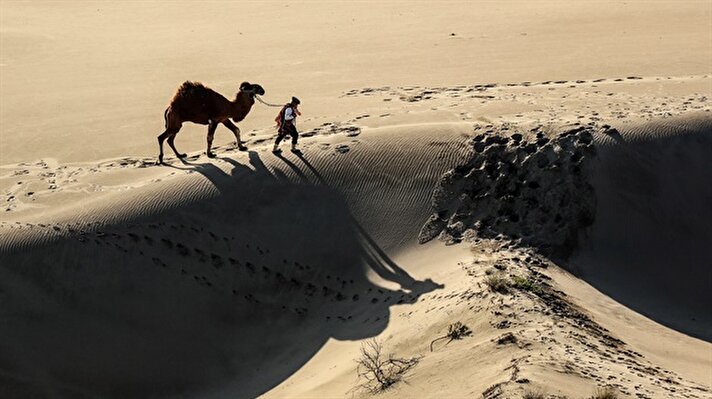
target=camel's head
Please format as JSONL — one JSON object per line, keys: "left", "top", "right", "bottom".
{"left": 239, "top": 82, "right": 265, "bottom": 98}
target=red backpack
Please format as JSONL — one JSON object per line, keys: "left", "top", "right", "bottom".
{"left": 275, "top": 104, "right": 291, "bottom": 130}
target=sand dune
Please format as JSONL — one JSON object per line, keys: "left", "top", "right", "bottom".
{"left": 2, "top": 1, "right": 711, "bottom": 398}
{"left": 2, "top": 115, "right": 711, "bottom": 398}
{"left": 418, "top": 113, "right": 712, "bottom": 340}
{"left": 0, "top": 125, "right": 470, "bottom": 398}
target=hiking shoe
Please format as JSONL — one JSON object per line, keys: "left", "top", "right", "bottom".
{"left": 272, "top": 148, "right": 282, "bottom": 154}
{"left": 291, "top": 148, "right": 302, "bottom": 154}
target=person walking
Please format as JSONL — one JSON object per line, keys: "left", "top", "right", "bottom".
{"left": 273, "top": 96, "right": 301, "bottom": 154}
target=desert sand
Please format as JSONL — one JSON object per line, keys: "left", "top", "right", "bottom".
{"left": 1, "top": 1, "right": 711, "bottom": 398}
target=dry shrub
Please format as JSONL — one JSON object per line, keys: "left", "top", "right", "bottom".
{"left": 495, "top": 332, "right": 518, "bottom": 345}
{"left": 355, "top": 339, "right": 420, "bottom": 393}
{"left": 430, "top": 321, "right": 472, "bottom": 351}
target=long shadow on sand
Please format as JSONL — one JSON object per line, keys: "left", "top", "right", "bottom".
{"left": 0, "top": 150, "right": 442, "bottom": 398}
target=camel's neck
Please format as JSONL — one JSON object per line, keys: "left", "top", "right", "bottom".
{"left": 230, "top": 93, "right": 255, "bottom": 122}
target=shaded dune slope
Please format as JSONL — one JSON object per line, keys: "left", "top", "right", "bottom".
{"left": 0, "top": 125, "right": 470, "bottom": 398}
{"left": 572, "top": 113, "right": 712, "bottom": 340}
{"left": 420, "top": 113, "right": 711, "bottom": 341}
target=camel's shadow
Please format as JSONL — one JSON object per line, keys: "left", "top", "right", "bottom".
{"left": 0, "top": 150, "right": 443, "bottom": 398}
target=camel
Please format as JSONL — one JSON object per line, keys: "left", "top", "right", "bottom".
{"left": 157, "top": 81, "right": 265, "bottom": 164}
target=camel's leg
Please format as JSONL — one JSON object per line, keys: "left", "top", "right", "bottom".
{"left": 157, "top": 127, "right": 179, "bottom": 164}
{"left": 167, "top": 130, "right": 186, "bottom": 160}
{"left": 222, "top": 120, "right": 247, "bottom": 151}
{"left": 206, "top": 121, "right": 218, "bottom": 158}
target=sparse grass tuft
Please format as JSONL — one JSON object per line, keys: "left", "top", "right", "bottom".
{"left": 485, "top": 273, "right": 510, "bottom": 294}
{"left": 523, "top": 389, "right": 546, "bottom": 399}
{"left": 590, "top": 387, "right": 619, "bottom": 399}
{"left": 355, "top": 339, "right": 420, "bottom": 393}
{"left": 510, "top": 275, "right": 543, "bottom": 295}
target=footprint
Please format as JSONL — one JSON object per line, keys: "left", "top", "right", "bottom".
{"left": 176, "top": 243, "right": 190, "bottom": 256}
{"left": 211, "top": 254, "right": 223, "bottom": 269}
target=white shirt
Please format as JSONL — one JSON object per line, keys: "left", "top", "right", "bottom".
{"left": 284, "top": 107, "right": 296, "bottom": 121}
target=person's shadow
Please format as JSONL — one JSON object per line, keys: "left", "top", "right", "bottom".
{"left": 0, "top": 149, "right": 444, "bottom": 399}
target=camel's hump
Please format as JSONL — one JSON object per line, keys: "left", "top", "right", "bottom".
{"left": 171, "top": 81, "right": 221, "bottom": 105}
{"left": 176, "top": 81, "right": 209, "bottom": 95}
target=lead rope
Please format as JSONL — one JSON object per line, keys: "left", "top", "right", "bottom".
{"left": 254, "top": 95, "right": 283, "bottom": 107}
